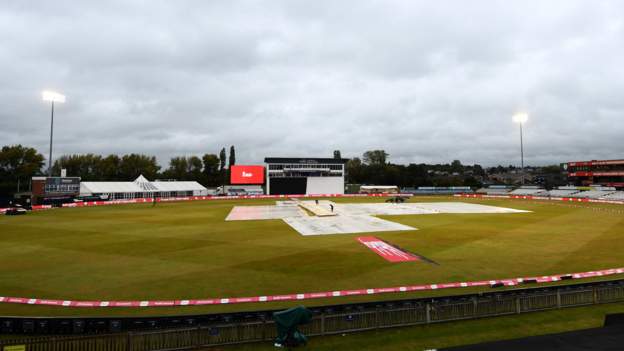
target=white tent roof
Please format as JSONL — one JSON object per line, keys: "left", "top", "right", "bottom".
{"left": 133, "top": 174, "right": 158, "bottom": 191}
{"left": 134, "top": 174, "right": 151, "bottom": 183}
{"left": 152, "top": 181, "right": 207, "bottom": 192}
{"left": 80, "top": 179, "right": 207, "bottom": 195}
{"left": 81, "top": 182, "right": 144, "bottom": 194}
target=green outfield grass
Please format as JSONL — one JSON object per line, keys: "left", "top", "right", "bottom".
{"left": 0, "top": 196, "right": 623, "bottom": 317}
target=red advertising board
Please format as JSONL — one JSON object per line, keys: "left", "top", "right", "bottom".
{"left": 569, "top": 171, "right": 624, "bottom": 177}
{"left": 357, "top": 236, "right": 419, "bottom": 262}
{"left": 568, "top": 159, "right": 624, "bottom": 167}
{"left": 230, "top": 165, "right": 265, "bottom": 184}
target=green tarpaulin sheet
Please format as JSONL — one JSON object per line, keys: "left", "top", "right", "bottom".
{"left": 273, "top": 306, "right": 313, "bottom": 347}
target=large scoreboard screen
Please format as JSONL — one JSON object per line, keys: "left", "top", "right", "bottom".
{"left": 230, "top": 165, "right": 265, "bottom": 184}
{"left": 44, "top": 177, "right": 81, "bottom": 195}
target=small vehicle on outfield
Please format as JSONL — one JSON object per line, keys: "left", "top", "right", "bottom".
{"left": 5, "top": 204, "right": 28, "bottom": 216}
{"left": 385, "top": 196, "right": 407, "bottom": 203}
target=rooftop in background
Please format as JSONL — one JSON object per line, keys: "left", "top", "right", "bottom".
{"left": 567, "top": 159, "right": 624, "bottom": 166}
{"left": 566, "top": 158, "right": 624, "bottom": 188}
{"left": 264, "top": 157, "right": 349, "bottom": 164}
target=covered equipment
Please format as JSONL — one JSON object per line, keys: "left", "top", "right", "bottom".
{"left": 273, "top": 306, "right": 313, "bottom": 348}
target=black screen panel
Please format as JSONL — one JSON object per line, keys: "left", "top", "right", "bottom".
{"left": 269, "top": 177, "right": 307, "bottom": 195}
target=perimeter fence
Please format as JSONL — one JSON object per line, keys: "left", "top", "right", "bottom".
{"left": 2, "top": 280, "right": 624, "bottom": 351}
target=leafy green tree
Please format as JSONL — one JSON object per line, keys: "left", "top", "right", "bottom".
{"left": 188, "top": 156, "right": 203, "bottom": 180}
{"left": 202, "top": 154, "right": 219, "bottom": 175}
{"left": 0, "top": 145, "right": 45, "bottom": 195}
{"left": 100, "top": 155, "right": 121, "bottom": 180}
{"left": 219, "top": 148, "right": 226, "bottom": 171}
{"left": 51, "top": 154, "right": 103, "bottom": 180}
{"left": 333, "top": 150, "right": 342, "bottom": 159}
{"left": 161, "top": 155, "right": 207, "bottom": 182}
{"left": 472, "top": 164, "right": 486, "bottom": 177}
{"left": 450, "top": 160, "right": 463, "bottom": 174}
{"left": 201, "top": 153, "right": 220, "bottom": 186}
{"left": 463, "top": 175, "right": 483, "bottom": 188}
{"left": 164, "top": 156, "right": 189, "bottom": 180}
{"left": 405, "top": 163, "right": 430, "bottom": 187}
{"left": 119, "top": 154, "right": 160, "bottom": 180}
{"left": 228, "top": 146, "right": 236, "bottom": 168}
{"left": 346, "top": 157, "right": 362, "bottom": 183}
{"left": 362, "top": 150, "right": 388, "bottom": 166}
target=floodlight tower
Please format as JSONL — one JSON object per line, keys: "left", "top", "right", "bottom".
{"left": 42, "top": 91, "right": 66, "bottom": 176}
{"left": 512, "top": 112, "right": 528, "bottom": 185}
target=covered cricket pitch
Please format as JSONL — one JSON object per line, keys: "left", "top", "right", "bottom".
{"left": 226, "top": 200, "right": 529, "bottom": 235}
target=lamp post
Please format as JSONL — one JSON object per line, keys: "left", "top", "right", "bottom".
{"left": 42, "top": 91, "right": 66, "bottom": 176}
{"left": 512, "top": 112, "right": 528, "bottom": 185}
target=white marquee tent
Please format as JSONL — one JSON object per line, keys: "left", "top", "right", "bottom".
{"left": 80, "top": 175, "right": 208, "bottom": 200}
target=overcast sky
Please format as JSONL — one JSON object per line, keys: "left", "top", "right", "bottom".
{"left": 1, "top": 1, "right": 623, "bottom": 167}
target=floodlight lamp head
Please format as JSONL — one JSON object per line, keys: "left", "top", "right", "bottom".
{"left": 42, "top": 91, "right": 66, "bottom": 103}
{"left": 512, "top": 112, "right": 528, "bottom": 124}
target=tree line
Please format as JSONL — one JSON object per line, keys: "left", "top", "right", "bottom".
{"left": 0, "top": 145, "right": 237, "bottom": 196}
{"left": 343, "top": 150, "right": 487, "bottom": 188}
{"left": 0, "top": 145, "right": 45, "bottom": 196}
{"left": 0, "top": 144, "right": 563, "bottom": 197}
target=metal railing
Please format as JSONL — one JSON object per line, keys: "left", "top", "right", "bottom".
{"left": 2, "top": 281, "right": 624, "bottom": 351}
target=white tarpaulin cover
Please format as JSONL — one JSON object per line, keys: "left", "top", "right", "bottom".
{"left": 226, "top": 201, "right": 529, "bottom": 236}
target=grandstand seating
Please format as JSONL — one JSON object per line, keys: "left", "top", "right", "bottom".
{"left": 509, "top": 188, "right": 548, "bottom": 196}
{"left": 402, "top": 187, "right": 473, "bottom": 195}
{"left": 600, "top": 191, "right": 624, "bottom": 200}
{"left": 548, "top": 189, "right": 580, "bottom": 197}
{"left": 476, "top": 187, "right": 511, "bottom": 195}
{"left": 402, "top": 184, "right": 623, "bottom": 200}
{"left": 569, "top": 190, "right": 616, "bottom": 199}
